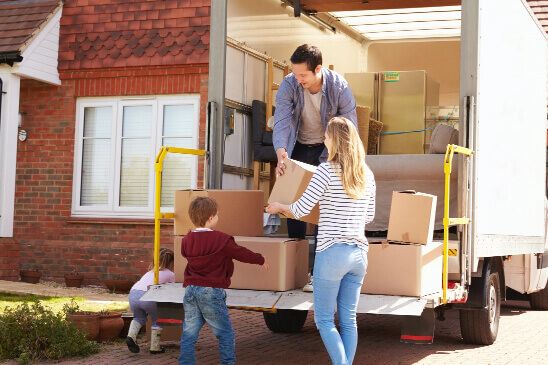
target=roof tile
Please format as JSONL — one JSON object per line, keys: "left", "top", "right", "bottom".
{"left": 528, "top": 0, "right": 548, "bottom": 32}
{"left": 0, "top": 0, "right": 60, "bottom": 54}
{"left": 60, "top": 1, "right": 210, "bottom": 69}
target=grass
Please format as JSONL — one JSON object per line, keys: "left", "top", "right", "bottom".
{"left": 0, "top": 292, "right": 129, "bottom": 314}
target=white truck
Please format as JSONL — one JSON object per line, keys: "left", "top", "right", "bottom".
{"left": 143, "top": 0, "right": 548, "bottom": 345}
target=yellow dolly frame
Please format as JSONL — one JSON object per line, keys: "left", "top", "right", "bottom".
{"left": 153, "top": 146, "right": 206, "bottom": 285}
{"left": 443, "top": 144, "right": 473, "bottom": 304}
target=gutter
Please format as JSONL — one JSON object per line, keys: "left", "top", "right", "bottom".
{"left": 0, "top": 53, "right": 24, "bottom": 66}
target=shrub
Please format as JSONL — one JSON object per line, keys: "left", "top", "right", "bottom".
{"left": 0, "top": 301, "right": 100, "bottom": 364}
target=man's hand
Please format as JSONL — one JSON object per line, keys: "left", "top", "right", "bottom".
{"left": 276, "top": 148, "right": 288, "bottom": 177}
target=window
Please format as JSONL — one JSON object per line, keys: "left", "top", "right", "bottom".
{"left": 72, "top": 96, "right": 200, "bottom": 218}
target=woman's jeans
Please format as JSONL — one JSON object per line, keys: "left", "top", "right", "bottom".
{"left": 313, "top": 243, "right": 367, "bottom": 365}
{"left": 128, "top": 289, "right": 158, "bottom": 328}
{"left": 179, "top": 286, "right": 235, "bottom": 365}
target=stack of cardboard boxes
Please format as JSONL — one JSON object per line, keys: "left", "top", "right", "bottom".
{"left": 173, "top": 190, "right": 309, "bottom": 292}
{"left": 362, "top": 191, "right": 443, "bottom": 297}
{"left": 172, "top": 161, "right": 443, "bottom": 298}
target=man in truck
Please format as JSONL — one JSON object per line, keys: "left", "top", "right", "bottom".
{"left": 273, "top": 44, "right": 358, "bottom": 291}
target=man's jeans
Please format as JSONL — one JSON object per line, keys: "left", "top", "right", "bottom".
{"left": 179, "top": 286, "right": 235, "bottom": 365}
{"left": 313, "top": 243, "right": 367, "bottom": 365}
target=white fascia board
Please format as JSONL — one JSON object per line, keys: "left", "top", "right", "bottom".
{"left": 12, "top": 6, "right": 62, "bottom": 86}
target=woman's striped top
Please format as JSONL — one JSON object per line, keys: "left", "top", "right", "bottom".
{"left": 289, "top": 161, "right": 376, "bottom": 252}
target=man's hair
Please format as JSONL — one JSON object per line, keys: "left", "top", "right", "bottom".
{"left": 188, "top": 196, "right": 218, "bottom": 227}
{"left": 290, "top": 44, "right": 322, "bottom": 72}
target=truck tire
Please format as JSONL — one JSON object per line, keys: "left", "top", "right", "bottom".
{"left": 530, "top": 287, "right": 548, "bottom": 310}
{"left": 263, "top": 309, "right": 308, "bottom": 333}
{"left": 459, "top": 271, "right": 501, "bottom": 345}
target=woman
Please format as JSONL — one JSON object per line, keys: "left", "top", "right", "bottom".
{"left": 267, "top": 117, "right": 376, "bottom": 365}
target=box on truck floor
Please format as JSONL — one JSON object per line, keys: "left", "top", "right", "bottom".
{"left": 362, "top": 241, "right": 442, "bottom": 297}
{"left": 174, "top": 236, "right": 309, "bottom": 292}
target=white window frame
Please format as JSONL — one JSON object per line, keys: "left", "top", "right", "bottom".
{"left": 72, "top": 95, "right": 200, "bottom": 218}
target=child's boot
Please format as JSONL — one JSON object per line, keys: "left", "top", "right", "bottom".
{"left": 149, "top": 326, "right": 165, "bottom": 354}
{"left": 125, "top": 320, "right": 142, "bottom": 353}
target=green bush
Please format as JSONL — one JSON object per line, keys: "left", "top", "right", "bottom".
{"left": 0, "top": 301, "right": 100, "bottom": 364}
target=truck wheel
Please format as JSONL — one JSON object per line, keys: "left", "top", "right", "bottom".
{"left": 530, "top": 287, "right": 548, "bottom": 310}
{"left": 263, "top": 309, "right": 308, "bottom": 333}
{"left": 459, "top": 272, "right": 501, "bottom": 345}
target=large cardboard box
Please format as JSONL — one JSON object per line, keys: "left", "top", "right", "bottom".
{"left": 174, "top": 190, "right": 264, "bottom": 236}
{"left": 387, "top": 191, "right": 437, "bottom": 245}
{"left": 174, "top": 236, "right": 309, "bottom": 291}
{"left": 361, "top": 241, "right": 442, "bottom": 297}
{"left": 268, "top": 159, "right": 319, "bottom": 224}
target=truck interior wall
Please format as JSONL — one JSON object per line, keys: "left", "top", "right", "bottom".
{"left": 366, "top": 40, "right": 460, "bottom": 105}
{"left": 227, "top": 0, "right": 366, "bottom": 76}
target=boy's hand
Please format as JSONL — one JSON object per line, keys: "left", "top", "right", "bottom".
{"left": 259, "top": 259, "right": 270, "bottom": 271}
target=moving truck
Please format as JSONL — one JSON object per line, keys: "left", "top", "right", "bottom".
{"left": 143, "top": 0, "right": 548, "bottom": 345}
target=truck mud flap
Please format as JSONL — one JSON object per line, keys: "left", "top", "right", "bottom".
{"left": 400, "top": 308, "right": 435, "bottom": 344}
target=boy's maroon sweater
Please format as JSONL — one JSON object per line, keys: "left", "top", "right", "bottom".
{"left": 181, "top": 230, "right": 265, "bottom": 288}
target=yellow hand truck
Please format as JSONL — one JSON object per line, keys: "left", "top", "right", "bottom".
{"left": 152, "top": 146, "right": 206, "bottom": 285}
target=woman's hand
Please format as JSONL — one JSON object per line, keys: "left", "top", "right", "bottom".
{"left": 265, "top": 202, "right": 283, "bottom": 214}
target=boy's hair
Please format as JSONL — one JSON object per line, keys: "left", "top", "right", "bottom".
{"left": 290, "top": 44, "right": 322, "bottom": 72}
{"left": 188, "top": 196, "right": 218, "bottom": 227}
{"left": 149, "top": 248, "right": 174, "bottom": 271}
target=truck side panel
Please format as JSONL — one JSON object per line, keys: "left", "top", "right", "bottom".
{"left": 461, "top": 0, "right": 547, "bottom": 256}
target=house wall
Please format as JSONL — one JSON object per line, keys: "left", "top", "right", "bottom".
{"left": 0, "top": 0, "right": 211, "bottom": 284}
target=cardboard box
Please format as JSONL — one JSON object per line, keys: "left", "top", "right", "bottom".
{"left": 387, "top": 191, "right": 437, "bottom": 245}
{"left": 174, "top": 190, "right": 264, "bottom": 236}
{"left": 174, "top": 236, "right": 309, "bottom": 291}
{"left": 357, "top": 105, "right": 370, "bottom": 154}
{"left": 268, "top": 159, "right": 319, "bottom": 224}
{"left": 361, "top": 241, "right": 442, "bottom": 297}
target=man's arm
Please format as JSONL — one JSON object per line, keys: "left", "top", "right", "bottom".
{"left": 273, "top": 78, "right": 295, "bottom": 175}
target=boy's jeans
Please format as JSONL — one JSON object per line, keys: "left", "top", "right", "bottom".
{"left": 313, "top": 243, "right": 367, "bottom": 365}
{"left": 179, "top": 285, "right": 235, "bottom": 365}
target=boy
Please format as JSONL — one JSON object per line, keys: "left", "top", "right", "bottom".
{"left": 178, "top": 196, "right": 268, "bottom": 365}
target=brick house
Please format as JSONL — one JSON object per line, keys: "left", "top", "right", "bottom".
{"left": 0, "top": 0, "right": 210, "bottom": 284}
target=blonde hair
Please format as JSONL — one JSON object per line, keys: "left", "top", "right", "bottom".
{"left": 149, "top": 248, "right": 174, "bottom": 271}
{"left": 325, "top": 117, "right": 367, "bottom": 199}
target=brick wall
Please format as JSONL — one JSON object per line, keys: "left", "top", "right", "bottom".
{"left": 0, "top": 0, "right": 211, "bottom": 283}
{"left": 12, "top": 65, "right": 208, "bottom": 284}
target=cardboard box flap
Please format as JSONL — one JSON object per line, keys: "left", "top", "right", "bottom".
{"left": 268, "top": 159, "right": 319, "bottom": 224}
